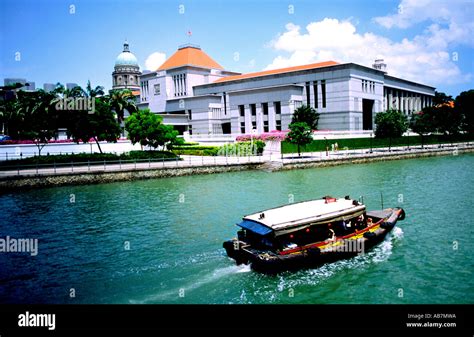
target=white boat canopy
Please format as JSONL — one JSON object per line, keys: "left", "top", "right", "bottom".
{"left": 241, "top": 197, "right": 366, "bottom": 236}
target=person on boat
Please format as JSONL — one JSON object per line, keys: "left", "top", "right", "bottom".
{"left": 327, "top": 223, "right": 336, "bottom": 242}
{"left": 356, "top": 214, "right": 367, "bottom": 229}
{"left": 367, "top": 217, "right": 373, "bottom": 226}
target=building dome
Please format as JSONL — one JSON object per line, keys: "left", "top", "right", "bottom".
{"left": 115, "top": 41, "right": 139, "bottom": 67}
{"left": 112, "top": 41, "right": 141, "bottom": 91}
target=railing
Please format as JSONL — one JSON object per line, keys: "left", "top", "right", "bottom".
{"left": 1, "top": 141, "right": 472, "bottom": 178}
{"left": 1, "top": 150, "right": 132, "bottom": 161}
{"left": 0, "top": 154, "right": 269, "bottom": 177}
{"left": 280, "top": 142, "right": 473, "bottom": 164}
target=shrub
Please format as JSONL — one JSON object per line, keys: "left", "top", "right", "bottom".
{"left": 0, "top": 151, "right": 179, "bottom": 168}
{"left": 217, "top": 141, "right": 265, "bottom": 156}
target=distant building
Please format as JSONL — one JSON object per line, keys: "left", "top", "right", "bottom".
{"left": 4, "top": 78, "right": 36, "bottom": 91}
{"left": 139, "top": 44, "right": 436, "bottom": 135}
{"left": 4, "top": 78, "right": 26, "bottom": 86}
{"left": 26, "top": 81, "right": 35, "bottom": 91}
{"left": 66, "top": 83, "right": 79, "bottom": 90}
{"left": 43, "top": 83, "right": 56, "bottom": 92}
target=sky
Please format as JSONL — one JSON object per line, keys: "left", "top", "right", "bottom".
{"left": 0, "top": 0, "right": 473, "bottom": 97}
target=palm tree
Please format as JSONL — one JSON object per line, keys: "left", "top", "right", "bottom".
{"left": 85, "top": 80, "right": 104, "bottom": 97}
{"left": 108, "top": 89, "right": 137, "bottom": 124}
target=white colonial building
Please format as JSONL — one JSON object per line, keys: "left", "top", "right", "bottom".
{"left": 138, "top": 44, "right": 435, "bottom": 135}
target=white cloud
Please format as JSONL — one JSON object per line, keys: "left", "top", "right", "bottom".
{"left": 265, "top": 14, "right": 472, "bottom": 85}
{"left": 145, "top": 52, "right": 166, "bottom": 71}
{"left": 374, "top": 0, "right": 474, "bottom": 46}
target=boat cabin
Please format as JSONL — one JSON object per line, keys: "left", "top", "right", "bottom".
{"left": 236, "top": 196, "right": 367, "bottom": 251}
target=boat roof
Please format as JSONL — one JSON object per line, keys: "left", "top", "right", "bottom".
{"left": 241, "top": 197, "right": 365, "bottom": 235}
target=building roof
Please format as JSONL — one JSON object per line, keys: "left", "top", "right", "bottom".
{"left": 242, "top": 197, "right": 365, "bottom": 234}
{"left": 214, "top": 60, "right": 339, "bottom": 83}
{"left": 158, "top": 45, "right": 223, "bottom": 71}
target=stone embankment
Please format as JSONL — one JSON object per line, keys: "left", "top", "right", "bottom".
{"left": 1, "top": 146, "right": 472, "bottom": 192}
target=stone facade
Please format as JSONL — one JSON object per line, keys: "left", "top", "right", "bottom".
{"left": 138, "top": 45, "right": 435, "bottom": 135}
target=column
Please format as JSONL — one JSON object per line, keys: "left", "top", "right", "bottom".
{"left": 398, "top": 90, "right": 402, "bottom": 111}
{"left": 389, "top": 89, "right": 393, "bottom": 109}
{"left": 256, "top": 104, "right": 263, "bottom": 134}
{"left": 268, "top": 102, "right": 276, "bottom": 131}
{"left": 245, "top": 105, "right": 251, "bottom": 134}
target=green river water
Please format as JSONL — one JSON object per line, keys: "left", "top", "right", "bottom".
{"left": 0, "top": 154, "right": 473, "bottom": 304}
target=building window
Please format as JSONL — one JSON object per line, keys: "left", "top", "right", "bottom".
{"left": 313, "top": 81, "right": 318, "bottom": 109}
{"left": 274, "top": 101, "right": 281, "bottom": 116}
{"left": 305, "top": 82, "right": 311, "bottom": 106}
{"left": 275, "top": 101, "right": 282, "bottom": 131}
{"left": 239, "top": 105, "right": 245, "bottom": 117}
{"left": 154, "top": 84, "right": 160, "bottom": 95}
{"left": 252, "top": 121, "right": 256, "bottom": 130}
{"left": 262, "top": 102, "right": 268, "bottom": 115}
{"left": 250, "top": 104, "right": 256, "bottom": 116}
{"left": 276, "top": 120, "right": 281, "bottom": 131}
{"left": 240, "top": 122, "right": 245, "bottom": 134}
{"left": 263, "top": 121, "right": 269, "bottom": 132}
{"left": 188, "top": 109, "right": 192, "bottom": 120}
{"left": 321, "top": 80, "right": 326, "bottom": 108}
{"left": 173, "top": 74, "right": 187, "bottom": 97}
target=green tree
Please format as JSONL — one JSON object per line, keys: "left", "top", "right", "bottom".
{"left": 66, "top": 97, "right": 121, "bottom": 153}
{"left": 125, "top": 109, "right": 182, "bottom": 150}
{"left": 410, "top": 109, "right": 434, "bottom": 149}
{"left": 374, "top": 109, "right": 408, "bottom": 151}
{"left": 291, "top": 105, "right": 320, "bottom": 130}
{"left": 0, "top": 83, "right": 31, "bottom": 138}
{"left": 19, "top": 90, "right": 59, "bottom": 156}
{"left": 433, "top": 91, "right": 453, "bottom": 105}
{"left": 108, "top": 89, "right": 137, "bottom": 124}
{"left": 432, "top": 103, "right": 462, "bottom": 143}
{"left": 286, "top": 122, "right": 313, "bottom": 157}
{"left": 455, "top": 89, "right": 474, "bottom": 135}
{"left": 85, "top": 80, "right": 105, "bottom": 97}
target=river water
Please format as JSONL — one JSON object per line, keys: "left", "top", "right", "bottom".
{"left": 1, "top": 154, "right": 473, "bottom": 304}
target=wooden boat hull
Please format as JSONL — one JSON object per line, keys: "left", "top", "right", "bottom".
{"left": 224, "top": 207, "right": 405, "bottom": 274}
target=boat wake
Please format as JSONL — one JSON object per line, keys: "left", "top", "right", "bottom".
{"left": 129, "top": 262, "right": 250, "bottom": 304}
{"left": 270, "top": 226, "right": 405, "bottom": 299}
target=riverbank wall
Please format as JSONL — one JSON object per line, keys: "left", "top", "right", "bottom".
{"left": 1, "top": 146, "right": 473, "bottom": 192}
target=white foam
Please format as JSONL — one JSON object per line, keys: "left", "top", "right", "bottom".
{"left": 392, "top": 226, "right": 404, "bottom": 239}
{"left": 273, "top": 227, "right": 405, "bottom": 292}
{"left": 130, "top": 262, "right": 250, "bottom": 304}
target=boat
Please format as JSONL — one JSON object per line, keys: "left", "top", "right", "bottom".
{"left": 223, "top": 196, "right": 405, "bottom": 274}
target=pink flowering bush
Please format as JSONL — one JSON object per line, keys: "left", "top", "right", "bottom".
{"left": 236, "top": 130, "right": 287, "bottom": 142}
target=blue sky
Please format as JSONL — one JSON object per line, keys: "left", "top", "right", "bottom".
{"left": 1, "top": 0, "right": 473, "bottom": 96}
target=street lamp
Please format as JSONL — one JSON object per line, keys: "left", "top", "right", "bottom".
{"left": 324, "top": 137, "right": 328, "bottom": 156}
{"left": 407, "top": 130, "right": 410, "bottom": 151}
{"left": 370, "top": 133, "right": 373, "bottom": 153}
